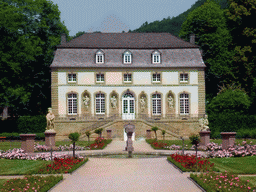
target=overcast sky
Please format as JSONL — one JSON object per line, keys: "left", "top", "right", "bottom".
{"left": 50, "top": 0, "right": 198, "bottom": 36}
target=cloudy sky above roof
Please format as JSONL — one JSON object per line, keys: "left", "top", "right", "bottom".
{"left": 50, "top": 0, "right": 198, "bottom": 36}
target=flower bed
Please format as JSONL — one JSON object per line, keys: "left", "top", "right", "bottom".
{"left": 206, "top": 141, "right": 256, "bottom": 158}
{"left": 190, "top": 171, "right": 256, "bottom": 191}
{"left": 168, "top": 153, "right": 214, "bottom": 172}
{"left": 89, "top": 137, "right": 111, "bottom": 150}
{"left": 1, "top": 175, "right": 63, "bottom": 192}
{"left": 37, "top": 157, "right": 88, "bottom": 174}
{"left": 0, "top": 148, "right": 84, "bottom": 160}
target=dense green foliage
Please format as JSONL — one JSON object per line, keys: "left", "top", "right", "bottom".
{"left": 68, "top": 132, "right": 80, "bottom": 142}
{"left": 0, "top": 0, "right": 70, "bottom": 116}
{"left": 129, "top": 0, "right": 228, "bottom": 36}
{"left": 16, "top": 115, "right": 46, "bottom": 133}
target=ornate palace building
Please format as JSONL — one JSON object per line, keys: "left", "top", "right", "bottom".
{"left": 50, "top": 32, "right": 206, "bottom": 141}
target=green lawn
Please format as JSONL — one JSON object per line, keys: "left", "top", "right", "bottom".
{"left": 209, "top": 156, "right": 256, "bottom": 174}
{"left": 0, "top": 159, "right": 49, "bottom": 175}
{"left": 0, "top": 140, "right": 96, "bottom": 151}
{"left": 0, "top": 179, "right": 8, "bottom": 186}
{"left": 240, "top": 176, "right": 256, "bottom": 187}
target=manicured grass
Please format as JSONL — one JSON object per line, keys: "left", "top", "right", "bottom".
{"left": 0, "top": 141, "right": 22, "bottom": 151}
{"left": 0, "top": 159, "right": 49, "bottom": 175}
{"left": 240, "top": 176, "right": 256, "bottom": 187}
{"left": 1, "top": 175, "right": 63, "bottom": 192}
{"left": 0, "top": 179, "right": 8, "bottom": 187}
{"left": 209, "top": 156, "right": 256, "bottom": 174}
{"left": 157, "top": 139, "right": 193, "bottom": 149}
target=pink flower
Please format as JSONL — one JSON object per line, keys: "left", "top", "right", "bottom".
{"left": 248, "top": 187, "right": 251, "bottom": 190}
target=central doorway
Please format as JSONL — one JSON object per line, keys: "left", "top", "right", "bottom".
{"left": 122, "top": 92, "right": 135, "bottom": 120}
{"left": 122, "top": 92, "right": 135, "bottom": 141}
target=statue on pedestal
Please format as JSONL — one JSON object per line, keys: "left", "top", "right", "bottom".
{"left": 140, "top": 97, "right": 146, "bottom": 111}
{"left": 46, "top": 108, "right": 55, "bottom": 131}
{"left": 83, "top": 95, "right": 90, "bottom": 109}
{"left": 199, "top": 114, "right": 210, "bottom": 131}
{"left": 168, "top": 96, "right": 174, "bottom": 109}
{"left": 110, "top": 96, "right": 117, "bottom": 108}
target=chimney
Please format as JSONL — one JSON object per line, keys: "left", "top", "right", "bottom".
{"left": 61, "top": 33, "right": 66, "bottom": 44}
{"left": 190, "top": 34, "right": 195, "bottom": 44}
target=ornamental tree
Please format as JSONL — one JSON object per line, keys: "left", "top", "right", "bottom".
{"left": 151, "top": 126, "right": 159, "bottom": 140}
{"left": 68, "top": 132, "right": 80, "bottom": 157}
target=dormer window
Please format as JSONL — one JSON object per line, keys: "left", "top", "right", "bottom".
{"left": 180, "top": 73, "right": 188, "bottom": 82}
{"left": 123, "top": 51, "right": 132, "bottom": 64}
{"left": 152, "top": 50, "right": 161, "bottom": 64}
{"left": 96, "top": 50, "right": 104, "bottom": 64}
{"left": 68, "top": 73, "right": 76, "bottom": 82}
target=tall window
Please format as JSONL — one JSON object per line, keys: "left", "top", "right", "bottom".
{"left": 96, "top": 73, "right": 104, "bottom": 82}
{"left": 68, "top": 74, "right": 76, "bottom": 82}
{"left": 180, "top": 93, "right": 189, "bottom": 114}
{"left": 152, "top": 51, "right": 160, "bottom": 63}
{"left": 96, "top": 93, "right": 105, "bottom": 114}
{"left": 123, "top": 51, "right": 131, "bottom": 64}
{"left": 180, "top": 73, "right": 188, "bottom": 82}
{"left": 96, "top": 50, "right": 104, "bottom": 63}
{"left": 124, "top": 73, "right": 132, "bottom": 82}
{"left": 152, "top": 94, "right": 161, "bottom": 115}
{"left": 152, "top": 73, "right": 161, "bottom": 82}
{"left": 68, "top": 93, "right": 77, "bottom": 115}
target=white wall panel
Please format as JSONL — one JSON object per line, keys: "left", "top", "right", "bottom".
{"left": 133, "top": 72, "right": 151, "bottom": 85}
{"left": 162, "top": 72, "right": 178, "bottom": 84}
{"left": 78, "top": 72, "right": 94, "bottom": 85}
{"left": 106, "top": 72, "right": 122, "bottom": 84}
{"left": 190, "top": 72, "right": 198, "bottom": 84}
{"left": 58, "top": 72, "right": 66, "bottom": 85}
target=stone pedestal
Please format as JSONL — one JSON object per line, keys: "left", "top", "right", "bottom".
{"left": 20, "top": 134, "right": 36, "bottom": 153}
{"left": 199, "top": 131, "right": 211, "bottom": 146}
{"left": 221, "top": 132, "right": 236, "bottom": 150}
{"left": 45, "top": 130, "right": 56, "bottom": 148}
{"left": 146, "top": 130, "right": 151, "bottom": 139}
{"left": 107, "top": 130, "right": 112, "bottom": 139}
{"left": 124, "top": 124, "right": 135, "bottom": 155}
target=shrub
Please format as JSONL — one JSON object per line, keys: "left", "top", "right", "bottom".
{"left": 68, "top": 132, "right": 80, "bottom": 157}
{"left": 17, "top": 115, "right": 46, "bottom": 133}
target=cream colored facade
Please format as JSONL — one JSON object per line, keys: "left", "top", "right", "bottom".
{"left": 54, "top": 68, "right": 202, "bottom": 118}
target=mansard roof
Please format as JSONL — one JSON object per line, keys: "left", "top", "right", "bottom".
{"left": 51, "top": 48, "right": 206, "bottom": 68}
{"left": 57, "top": 32, "right": 199, "bottom": 49}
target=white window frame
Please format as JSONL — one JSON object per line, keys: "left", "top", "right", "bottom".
{"left": 124, "top": 73, "right": 132, "bottom": 82}
{"left": 96, "top": 51, "right": 104, "bottom": 64}
{"left": 152, "top": 73, "right": 161, "bottom": 82}
{"left": 180, "top": 73, "right": 188, "bottom": 82}
{"left": 95, "top": 93, "right": 105, "bottom": 114}
{"left": 152, "top": 51, "right": 160, "bottom": 64}
{"left": 180, "top": 93, "right": 189, "bottom": 115}
{"left": 68, "top": 74, "right": 76, "bottom": 82}
{"left": 152, "top": 94, "right": 161, "bottom": 115}
{"left": 68, "top": 93, "right": 77, "bottom": 115}
{"left": 96, "top": 73, "right": 104, "bottom": 82}
{"left": 123, "top": 51, "right": 132, "bottom": 64}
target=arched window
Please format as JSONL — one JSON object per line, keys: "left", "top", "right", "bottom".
{"left": 152, "top": 94, "right": 161, "bottom": 115}
{"left": 152, "top": 50, "right": 161, "bottom": 64}
{"left": 96, "top": 50, "right": 104, "bottom": 63}
{"left": 123, "top": 51, "right": 132, "bottom": 64}
{"left": 180, "top": 93, "right": 189, "bottom": 114}
{"left": 68, "top": 93, "right": 77, "bottom": 115}
{"left": 96, "top": 93, "right": 105, "bottom": 114}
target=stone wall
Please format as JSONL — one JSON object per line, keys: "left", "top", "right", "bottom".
{"left": 54, "top": 119, "right": 200, "bottom": 141}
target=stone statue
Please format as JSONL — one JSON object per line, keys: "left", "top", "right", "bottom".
{"left": 168, "top": 96, "right": 174, "bottom": 109}
{"left": 199, "top": 114, "right": 210, "bottom": 131}
{"left": 111, "top": 96, "right": 117, "bottom": 108}
{"left": 83, "top": 95, "right": 90, "bottom": 109}
{"left": 140, "top": 97, "right": 146, "bottom": 111}
{"left": 46, "top": 108, "right": 55, "bottom": 130}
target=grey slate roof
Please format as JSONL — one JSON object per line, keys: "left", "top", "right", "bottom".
{"left": 57, "top": 32, "right": 199, "bottom": 49}
{"left": 51, "top": 48, "right": 206, "bottom": 68}
{"left": 51, "top": 33, "right": 205, "bottom": 68}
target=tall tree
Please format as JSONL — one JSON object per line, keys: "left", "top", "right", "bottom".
{"left": 0, "top": 0, "right": 70, "bottom": 116}
{"left": 225, "top": 0, "right": 256, "bottom": 99}
{"left": 179, "top": 0, "right": 235, "bottom": 102}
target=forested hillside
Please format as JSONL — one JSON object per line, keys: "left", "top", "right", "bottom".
{"left": 129, "top": 0, "right": 228, "bottom": 36}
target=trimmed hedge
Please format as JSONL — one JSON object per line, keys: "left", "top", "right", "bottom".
{"left": 209, "top": 113, "right": 256, "bottom": 138}
{"left": 17, "top": 115, "right": 46, "bottom": 133}
{"left": 0, "top": 132, "right": 45, "bottom": 140}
